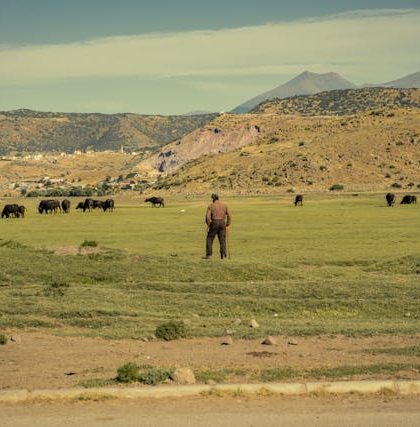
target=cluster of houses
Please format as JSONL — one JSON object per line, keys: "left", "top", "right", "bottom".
{"left": 0, "top": 148, "right": 153, "bottom": 197}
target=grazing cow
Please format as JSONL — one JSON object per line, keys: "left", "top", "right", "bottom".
{"left": 145, "top": 197, "right": 165, "bottom": 208}
{"left": 38, "top": 199, "right": 61, "bottom": 214}
{"left": 76, "top": 202, "right": 84, "bottom": 210}
{"left": 400, "top": 195, "right": 417, "bottom": 205}
{"left": 102, "top": 199, "right": 114, "bottom": 212}
{"left": 82, "top": 198, "right": 94, "bottom": 212}
{"left": 17, "top": 205, "right": 26, "bottom": 218}
{"left": 92, "top": 200, "right": 104, "bottom": 209}
{"left": 385, "top": 192, "right": 395, "bottom": 207}
{"left": 1, "top": 204, "right": 20, "bottom": 218}
{"left": 294, "top": 195, "right": 303, "bottom": 206}
{"left": 61, "top": 199, "right": 71, "bottom": 213}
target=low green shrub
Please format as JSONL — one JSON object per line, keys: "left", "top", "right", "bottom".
{"left": 0, "top": 334, "right": 7, "bottom": 345}
{"left": 116, "top": 363, "right": 173, "bottom": 385}
{"left": 116, "top": 362, "right": 139, "bottom": 383}
{"left": 138, "top": 366, "right": 173, "bottom": 385}
{"left": 155, "top": 321, "right": 187, "bottom": 341}
{"left": 329, "top": 183, "right": 344, "bottom": 191}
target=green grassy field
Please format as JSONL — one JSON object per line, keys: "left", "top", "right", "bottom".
{"left": 0, "top": 194, "right": 419, "bottom": 339}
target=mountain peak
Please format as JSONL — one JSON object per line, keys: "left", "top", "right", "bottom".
{"left": 232, "top": 71, "right": 356, "bottom": 113}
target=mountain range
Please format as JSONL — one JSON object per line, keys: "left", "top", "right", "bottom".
{"left": 232, "top": 70, "right": 420, "bottom": 113}
{"left": 0, "top": 109, "right": 218, "bottom": 154}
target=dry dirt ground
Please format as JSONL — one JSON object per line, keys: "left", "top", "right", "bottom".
{"left": 1, "top": 332, "right": 420, "bottom": 390}
{"left": 2, "top": 395, "right": 420, "bottom": 427}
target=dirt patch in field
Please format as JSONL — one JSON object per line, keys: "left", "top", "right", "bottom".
{"left": 53, "top": 246, "right": 103, "bottom": 256}
{"left": 1, "top": 331, "right": 420, "bottom": 390}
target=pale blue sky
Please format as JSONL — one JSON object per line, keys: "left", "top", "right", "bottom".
{"left": 0, "top": 1, "right": 419, "bottom": 114}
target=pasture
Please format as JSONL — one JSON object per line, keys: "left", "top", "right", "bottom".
{"left": 0, "top": 194, "right": 419, "bottom": 339}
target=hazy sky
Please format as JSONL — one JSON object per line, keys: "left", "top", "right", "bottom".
{"left": 0, "top": 1, "right": 419, "bottom": 114}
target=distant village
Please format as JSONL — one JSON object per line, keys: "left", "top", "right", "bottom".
{"left": 0, "top": 148, "right": 152, "bottom": 197}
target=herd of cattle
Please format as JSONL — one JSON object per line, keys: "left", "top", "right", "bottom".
{"left": 0, "top": 193, "right": 417, "bottom": 218}
{"left": 1, "top": 198, "right": 115, "bottom": 218}
{"left": 385, "top": 193, "right": 417, "bottom": 207}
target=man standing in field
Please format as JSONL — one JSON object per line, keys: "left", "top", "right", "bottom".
{"left": 204, "top": 193, "right": 231, "bottom": 259}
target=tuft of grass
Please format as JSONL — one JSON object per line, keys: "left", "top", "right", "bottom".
{"left": 74, "top": 393, "right": 115, "bottom": 402}
{"left": 362, "top": 345, "right": 420, "bottom": 357}
{"left": 329, "top": 183, "right": 344, "bottom": 191}
{"left": 42, "top": 280, "right": 70, "bottom": 297}
{"left": 78, "top": 378, "right": 115, "bottom": 388}
{"left": 80, "top": 240, "right": 98, "bottom": 248}
{"left": 155, "top": 321, "right": 187, "bottom": 341}
{"left": 0, "top": 333, "right": 7, "bottom": 345}
{"left": 307, "top": 363, "right": 420, "bottom": 379}
{"left": 258, "top": 367, "right": 298, "bottom": 382}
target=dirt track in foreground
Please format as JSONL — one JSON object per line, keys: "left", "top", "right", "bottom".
{"left": 2, "top": 396, "right": 420, "bottom": 427}
{"left": 1, "top": 332, "right": 420, "bottom": 390}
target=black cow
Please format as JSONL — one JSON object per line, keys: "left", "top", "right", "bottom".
{"left": 1, "top": 204, "right": 21, "bottom": 218}
{"left": 92, "top": 200, "right": 104, "bottom": 209}
{"left": 102, "top": 199, "right": 114, "bottom": 212}
{"left": 145, "top": 197, "right": 165, "bottom": 208}
{"left": 76, "top": 202, "right": 84, "bottom": 210}
{"left": 61, "top": 199, "right": 71, "bottom": 213}
{"left": 385, "top": 192, "right": 395, "bottom": 207}
{"left": 82, "top": 198, "right": 94, "bottom": 212}
{"left": 18, "top": 205, "right": 26, "bottom": 218}
{"left": 294, "top": 195, "right": 303, "bottom": 206}
{"left": 38, "top": 199, "right": 61, "bottom": 214}
{"left": 400, "top": 195, "right": 417, "bottom": 205}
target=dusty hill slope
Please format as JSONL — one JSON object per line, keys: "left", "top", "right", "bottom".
{"left": 0, "top": 109, "right": 217, "bottom": 154}
{"left": 252, "top": 88, "right": 420, "bottom": 115}
{"left": 137, "top": 88, "right": 420, "bottom": 180}
{"left": 143, "top": 108, "right": 420, "bottom": 194}
{"left": 232, "top": 71, "right": 356, "bottom": 113}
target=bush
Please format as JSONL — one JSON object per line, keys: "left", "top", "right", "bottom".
{"left": 0, "top": 334, "right": 7, "bottom": 345}
{"left": 81, "top": 240, "right": 98, "bottom": 248}
{"left": 26, "top": 190, "right": 42, "bottom": 197}
{"left": 155, "top": 321, "right": 187, "bottom": 341}
{"left": 329, "top": 184, "right": 344, "bottom": 191}
{"left": 391, "top": 182, "right": 402, "bottom": 189}
{"left": 138, "top": 366, "right": 173, "bottom": 385}
{"left": 116, "top": 362, "right": 139, "bottom": 383}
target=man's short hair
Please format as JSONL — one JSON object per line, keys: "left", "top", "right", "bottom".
{"left": 211, "top": 193, "right": 219, "bottom": 201}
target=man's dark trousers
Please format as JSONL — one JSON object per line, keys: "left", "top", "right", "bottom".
{"left": 206, "top": 219, "right": 227, "bottom": 258}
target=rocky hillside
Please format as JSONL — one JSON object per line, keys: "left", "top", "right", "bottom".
{"left": 252, "top": 88, "right": 420, "bottom": 116}
{"left": 141, "top": 108, "right": 420, "bottom": 194}
{"left": 136, "top": 88, "right": 420, "bottom": 181}
{"left": 232, "top": 71, "right": 356, "bottom": 113}
{"left": 135, "top": 114, "right": 264, "bottom": 178}
{"left": 0, "top": 109, "right": 217, "bottom": 154}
